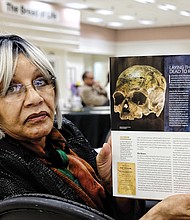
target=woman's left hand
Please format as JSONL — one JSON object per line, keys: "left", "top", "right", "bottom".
{"left": 140, "top": 194, "right": 190, "bottom": 220}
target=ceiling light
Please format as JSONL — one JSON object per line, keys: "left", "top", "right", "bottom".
{"left": 180, "top": 10, "right": 190, "bottom": 17}
{"left": 64, "top": 2, "right": 88, "bottom": 10}
{"left": 119, "top": 15, "right": 135, "bottom": 20}
{"left": 87, "top": 17, "right": 103, "bottom": 23}
{"left": 95, "top": 9, "right": 113, "bottom": 15}
{"left": 138, "top": 19, "right": 154, "bottom": 25}
{"left": 107, "top": 22, "right": 123, "bottom": 27}
{"left": 135, "top": 0, "right": 155, "bottom": 4}
{"left": 158, "top": 4, "right": 176, "bottom": 11}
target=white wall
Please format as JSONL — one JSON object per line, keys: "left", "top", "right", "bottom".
{"left": 115, "top": 39, "right": 190, "bottom": 56}
{"left": 37, "top": 37, "right": 190, "bottom": 104}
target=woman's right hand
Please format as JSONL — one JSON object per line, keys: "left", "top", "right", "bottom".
{"left": 96, "top": 136, "right": 112, "bottom": 184}
{"left": 140, "top": 194, "right": 190, "bottom": 220}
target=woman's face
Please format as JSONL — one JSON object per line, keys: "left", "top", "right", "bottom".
{"left": 0, "top": 54, "right": 56, "bottom": 144}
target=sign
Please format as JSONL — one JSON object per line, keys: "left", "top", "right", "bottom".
{"left": 1, "top": 0, "right": 80, "bottom": 28}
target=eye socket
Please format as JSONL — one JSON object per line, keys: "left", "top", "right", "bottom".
{"left": 113, "top": 92, "right": 125, "bottom": 105}
{"left": 132, "top": 92, "right": 147, "bottom": 105}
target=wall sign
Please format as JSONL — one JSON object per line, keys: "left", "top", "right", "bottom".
{"left": 1, "top": 0, "right": 80, "bottom": 28}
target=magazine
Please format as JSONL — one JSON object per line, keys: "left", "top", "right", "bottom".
{"left": 110, "top": 55, "right": 190, "bottom": 200}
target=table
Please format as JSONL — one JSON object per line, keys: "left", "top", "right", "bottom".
{"left": 62, "top": 107, "right": 111, "bottom": 149}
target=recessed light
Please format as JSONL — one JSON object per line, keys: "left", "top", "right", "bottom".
{"left": 64, "top": 2, "right": 88, "bottom": 10}
{"left": 107, "top": 22, "right": 123, "bottom": 27}
{"left": 87, "top": 17, "right": 103, "bottom": 23}
{"left": 180, "top": 10, "right": 190, "bottom": 17}
{"left": 95, "top": 9, "right": 113, "bottom": 15}
{"left": 119, "top": 15, "right": 135, "bottom": 20}
{"left": 139, "top": 19, "right": 154, "bottom": 25}
{"left": 135, "top": 0, "right": 155, "bottom": 4}
{"left": 158, "top": 4, "right": 176, "bottom": 11}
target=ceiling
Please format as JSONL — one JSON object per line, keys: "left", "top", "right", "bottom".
{"left": 40, "top": 0, "right": 190, "bottom": 30}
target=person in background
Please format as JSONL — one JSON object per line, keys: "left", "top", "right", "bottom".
{"left": 1, "top": 34, "right": 190, "bottom": 220}
{"left": 79, "top": 71, "right": 109, "bottom": 107}
{"left": 104, "top": 72, "right": 110, "bottom": 100}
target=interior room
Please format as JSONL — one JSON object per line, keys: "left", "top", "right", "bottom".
{"left": 1, "top": 0, "right": 189, "bottom": 107}
{"left": 0, "top": 1, "right": 190, "bottom": 219}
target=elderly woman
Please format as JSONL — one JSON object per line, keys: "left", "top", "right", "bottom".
{"left": 0, "top": 34, "right": 190, "bottom": 220}
{"left": 0, "top": 34, "right": 141, "bottom": 219}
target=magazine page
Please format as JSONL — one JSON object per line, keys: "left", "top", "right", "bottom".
{"left": 110, "top": 55, "right": 190, "bottom": 200}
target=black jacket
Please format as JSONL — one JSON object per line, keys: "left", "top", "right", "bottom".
{"left": 0, "top": 117, "right": 144, "bottom": 219}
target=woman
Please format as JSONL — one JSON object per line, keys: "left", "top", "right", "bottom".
{"left": 0, "top": 34, "right": 141, "bottom": 219}
{"left": 1, "top": 34, "right": 190, "bottom": 220}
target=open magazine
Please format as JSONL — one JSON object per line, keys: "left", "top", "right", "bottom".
{"left": 110, "top": 55, "right": 190, "bottom": 200}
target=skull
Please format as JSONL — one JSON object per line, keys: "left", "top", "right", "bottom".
{"left": 113, "top": 65, "right": 166, "bottom": 120}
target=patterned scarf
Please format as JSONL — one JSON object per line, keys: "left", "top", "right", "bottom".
{"left": 20, "top": 127, "right": 106, "bottom": 210}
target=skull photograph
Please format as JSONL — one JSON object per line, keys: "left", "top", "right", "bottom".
{"left": 112, "top": 65, "right": 167, "bottom": 120}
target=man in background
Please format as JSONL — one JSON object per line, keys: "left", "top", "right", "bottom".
{"left": 79, "top": 71, "right": 109, "bottom": 107}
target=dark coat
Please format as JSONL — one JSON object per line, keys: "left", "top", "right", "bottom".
{"left": 0, "top": 117, "right": 144, "bottom": 219}
{"left": 0, "top": 117, "right": 98, "bottom": 201}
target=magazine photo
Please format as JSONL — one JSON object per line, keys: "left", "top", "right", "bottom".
{"left": 110, "top": 55, "right": 190, "bottom": 200}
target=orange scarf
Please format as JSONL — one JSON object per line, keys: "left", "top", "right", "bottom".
{"left": 20, "top": 127, "right": 106, "bottom": 210}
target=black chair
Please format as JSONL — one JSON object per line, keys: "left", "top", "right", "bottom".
{"left": 145, "top": 200, "right": 159, "bottom": 212}
{"left": 0, "top": 193, "right": 114, "bottom": 220}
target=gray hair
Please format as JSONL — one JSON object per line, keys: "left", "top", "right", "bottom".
{"left": 0, "top": 34, "right": 62, "bottom": 139}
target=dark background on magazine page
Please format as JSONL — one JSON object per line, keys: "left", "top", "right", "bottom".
{"left": 164, "top": 55, "right": 190, "bottom": 132}
{"left": 110, "top": 55, "right": 165, "bottom": 131}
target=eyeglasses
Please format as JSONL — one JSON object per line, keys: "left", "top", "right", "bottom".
{"left": 1, "top": 76, "right": 56, "bottom": 102}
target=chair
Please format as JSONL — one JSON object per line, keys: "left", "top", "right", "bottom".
{"left": 0, "top": 193, "right": 114, "bottom": 220}
{"left": 145, "top": 200, "right": 159, "bottom": 212}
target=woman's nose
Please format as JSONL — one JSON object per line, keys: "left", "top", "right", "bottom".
{"left": 23, "top": 85, "right": 43, "bottom": 106}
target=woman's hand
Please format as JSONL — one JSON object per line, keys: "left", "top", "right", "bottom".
{"left": 96, "top": 136, "right": 112, "bottom": 184}
{"left": 140, "top": 194, "right": 190, "bottom": 220}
